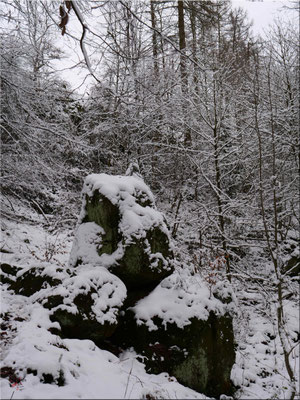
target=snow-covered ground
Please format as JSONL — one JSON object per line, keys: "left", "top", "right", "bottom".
{"left": 0, "top": 197, "right": 299, "bottom": 399}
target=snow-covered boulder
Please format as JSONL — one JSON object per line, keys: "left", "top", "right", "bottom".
{"left": 33, "top": 265, "right": 127, "bottom": 343}
{"left": 4, "top": 261, "right": 127, "bottom": 343}
{"left": 111, "top": 272, "right": 236, "bottom": 398}
{"left": 70, "top": 173, "right": 174, "bottom": 291}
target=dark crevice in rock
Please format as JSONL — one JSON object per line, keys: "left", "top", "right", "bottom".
{"left": 121, "top": 281, "right": 158, "bottom": 310}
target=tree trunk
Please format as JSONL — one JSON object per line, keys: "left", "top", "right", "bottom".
{"left": 178, "top": 0, "right": 191, "bottom": 145}
{"left": 150, "top": 1, "right": 159, "bottom": 77}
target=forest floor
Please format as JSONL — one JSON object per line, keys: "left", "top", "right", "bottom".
{"left": 0, "top": 196, "right": 299, "bottom": 400}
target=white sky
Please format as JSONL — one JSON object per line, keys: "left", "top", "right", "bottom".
{"left": 232, "top": 0, "right": 298, "bottom": 36}
{"left": 57, "top": 0, "right": 298, "bottom": 95}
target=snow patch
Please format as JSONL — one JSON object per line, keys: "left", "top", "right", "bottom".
{"left": 132, "top": 271, "right": 235, "bottom": 330}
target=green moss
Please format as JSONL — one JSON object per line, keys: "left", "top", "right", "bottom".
{"left": 122, "top": 242, "right": 145, "bottom": 275}
{"left": 77, "top": 188, "right": 174, "bottom": 290}
{"left": 83, "top": 191, "right": 121, "bottom": 255}
{"left": 112, "top": 238, "right": 172, "bottom": 290}
{"left": 111, "top": 311, "right": 235, "bottom": 398}
{"left": 173, "top": 348, "right": 208, "bottom": 391}
{"left": 147, "top": 228, "right": 172, "bottom": 258}
{"left": 50, "top": 291, "right": 118, "bottom": 342}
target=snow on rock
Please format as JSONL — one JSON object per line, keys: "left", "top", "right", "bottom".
{"left": 132, "top": 271, "right": 236, "bottom": 330}
{"left": 79, "top": 173, "right": 162, "bottom": 240}
{"left": 36, "top": 265, "right": 127, "bottom": 325}
{"left": 82, "top": 173, "right": 155, "bottom": 209}
{"left": 7, "top": 262, "right": 67, "bottom": 297}
{"left": 69, "top": 222, "right": 105, "bottom": 267}
{"left": 69, "top": 173, "right": 174, "bottom": 289}
{"left": 0, "top": 287, "right": 208, "bottom": 400}
{"left": 69, "top": 221, "right": 125, "bottom": 269}
{"left": 28, "top": 265, "right": 127, "bottom": 342}
{"left": 1, "top": 197, "right": 298, "bottom": 399}
{"left": 110, "top": 268, "right": 237, "bottom": 398}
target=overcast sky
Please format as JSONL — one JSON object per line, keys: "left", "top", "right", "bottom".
{"left": 232, "top": 0, "right": 297, "bottom": 36}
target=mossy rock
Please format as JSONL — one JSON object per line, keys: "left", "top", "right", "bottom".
{"left": 82, "top": 191, "right": 121, "bottom": 256}
{"left": 76, "top": 187, "right": 174, "bottom": 289}
{"left": 8, "top": 266, "right": 62, "bottom": 297}
{"left": 47, "top": 267, "right": 126, "bottom": 343}
{"left": 112, "top": 231, "right": 173, "bottom": 290}
{"left": 50, "top": 289, "right": 119, "bottom": 342}
{"left": 111, "top": 310, "right": 235, "bottom": 398}
{"left": 50, "top": 306, "right": 117, "bottom": 343}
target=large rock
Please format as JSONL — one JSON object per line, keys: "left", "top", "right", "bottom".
{"left": 69, "top": 173, "right": 174, "bottom": 292}
{"left": 110, "top": 274, "right": 236, "bottom": 398}
{"left": 4, "top": 173, "right": 236, "bottom": 398}
{"left": 33, "top": 266, "right": 127, "bottom": 343}
{"left": 5, "top": 259, "right": 127, "bottom": 344}
{"left": 68, "top": 173, "right": 236, "bottom": 397}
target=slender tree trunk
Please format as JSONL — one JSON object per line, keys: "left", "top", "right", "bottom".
{"left": 177, "top": 0, "right": 191, "bottom": 145}
{"left": 212, "top": 80, "right": 231, "bottom": 280}
{"left": 178, "top": 0, "right": 187, "bottom": 89}
{"left": 150, "top": 1, "right": 159, "bottom": 77}
{"left": 188, "top": 1, "right": 199, "bottom": 96}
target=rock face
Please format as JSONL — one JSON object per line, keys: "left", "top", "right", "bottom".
{"left": 44, "top": 267, "right": 127, "bottom": 342}
{"left": 113, "top": 311, "right": 234, "bottom": 397}
{"left": 110, "top": 275, "right": 236, "bottom": 398}
{"left": 69, "top": 173, "right": 174, "bottom": 294}
{"left": 4, "top": 173, "right": 236, "bottom": 398}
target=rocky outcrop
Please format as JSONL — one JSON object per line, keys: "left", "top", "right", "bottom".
{"left": 113, "top": 310, "right": 235, "bottom": 397}
{"left": 4, "top": 173, "right": 237, "bottom": 398}
{"left": 43, "top": 266, "right": 127, "bottom": 342}
{"left": 69, "top": 173, "right": 174, "bottom": 294}
{"left": 111, "top": 275, "right": 236, "bottom": 398}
